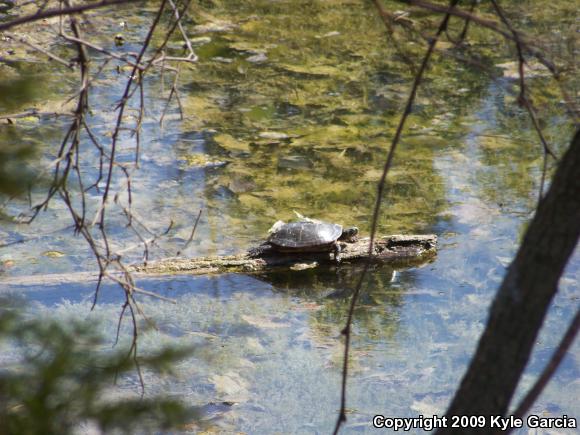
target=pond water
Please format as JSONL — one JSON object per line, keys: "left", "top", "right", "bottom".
{"left": 0, "top": 1, "right": 579, "bottom": 433}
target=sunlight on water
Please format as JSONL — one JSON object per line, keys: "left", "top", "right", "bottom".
{"left": 0, "top": 0, "right": 579, "bottom": 433}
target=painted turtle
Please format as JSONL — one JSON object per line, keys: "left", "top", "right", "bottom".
{"left": 267, "top": 220, "right": 358, "bottom": 261}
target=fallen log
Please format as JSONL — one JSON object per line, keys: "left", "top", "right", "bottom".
{"left": 0, "top": 234, "right": 436, "bottom": 288}
{"left": 133, "top": 234, "right": 437, "bottom": 274}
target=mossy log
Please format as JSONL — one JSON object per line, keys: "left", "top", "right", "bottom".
{"left": 0, "top": 234, "right": 436, "bottom": 288}
{"left": 134, "top": 234, "right": 437, "bottom": 275}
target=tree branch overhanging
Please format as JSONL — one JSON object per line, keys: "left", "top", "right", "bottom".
{"left": 509, "top": 308, "right": 580, "bottom": 429}
{"left": 0, "top": 0, "right": 140, "bottom": 32}
{"left": 332, "top": 1, "right": 460, "bottom": 433}
{"left": 403, "top": 0, "right": 580, "bottom": 122}
{"left": 3, "top": 0, "right": 201, "bottom": 392}
{"left": 437, "top": 128, "right": 580, "bottom": 433}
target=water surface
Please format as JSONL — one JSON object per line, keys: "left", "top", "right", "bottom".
{"left": 0, "top": 1, "right": 578, "bottom": 433}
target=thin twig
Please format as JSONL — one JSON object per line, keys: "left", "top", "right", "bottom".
{"left": 371, "top": 0, "right": 417, "bottom": 74}
{"left": 176, "top": 209, "right": 203, "bottom": 256}
{"left": 60, "top": 33, "right": 148, "bottom": 71}
{"left": 0, "top": 109, "right": 74, "bottom": 120}
{"left": 0, "top": 224, "right": 75, "bottom": 248}
{"left": 100, "top": 0, "right": 170, "bottom": 254}
{"left": 0, "top": 0, "right": 139, "bottom": 32}
{"left": 160, "top": 63, "right": 184, "bottom": 127}
{"left": 405, "top": 0, "right": 579, "bottom": 121}
{"left": 168, "top": 0, "right": 198, "bottom": 62}
{"left": 135, "top": 74, "right": 145, "bottom": 166}
{"left": 132, "top": 287, "right": 177, "bottom": 304}
{"left": 104, "top": 272, "right": 177, "bottom": 304}
{"left": 332, "top": 2, "right": 460, "bottom": 434}
{"left": 114, "top": 301, "right": 130, "bottom": 346}
{"left": 458, "top": 0, "right": 476, "bottom": 42}
{"left": 120, "top": 298, "right": 145, "bottom": 394}
{"left": 12, "top": 1, "right": 185, "bottom": 378}
{"left": 14, "top": 35, "right": 74, "bottom": 68}
{"left": 371, "top": 1, "right": 493, "bottom": 80}
{"left": 489, "top": 0, "right": 557, "bottom": 204}
{"left": 509, "top": 309, "right": 580, "bottom": 425}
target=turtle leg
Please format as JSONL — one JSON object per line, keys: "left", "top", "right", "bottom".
{"left": 248, "top": 242, "right": 271, "bottom": 258}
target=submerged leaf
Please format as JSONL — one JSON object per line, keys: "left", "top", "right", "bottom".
{"left": 42, "top": 250, "right": 65, "bottom": 258}
{"left": 213, "top": 134, "right": 250, "bottom": 152}
{"left": 278, "top": 63, "right": 344, "bottom": 77}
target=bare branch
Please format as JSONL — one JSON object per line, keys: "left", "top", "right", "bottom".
{"left": 61, "top": 33, "right": 147, "bottom": 71}
{"left": 404, "top": 0, "right": 579, "bottom": 121}
{"left": 168, "top": 0, "right": 198, "bottom": 62}
{"left": 160, "top": 64, "right": 184, "bottom": 127}
{"left": 176, "top": 209, "right": 203, "bottom": 256}
{"left": 13, "top": 34, "right": 75, "bottom": 68}
{"left": 0, "top": 0, "right": 140, "bottom": 32}
{"left": 509, "top": 309, "right": 580, "bottom": 428}
{"left": 488, "top": 0, "right": 558, "bottom": 205}
{"left": 0, "top": 108, "right": 74, "bottom": 121}
{"left": 333, "top": 1, "right": 460, "bottom": 433}
{"left": 100, "top": 0, "right": 170, "bottom": 252}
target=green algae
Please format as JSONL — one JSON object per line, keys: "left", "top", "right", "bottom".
{"left": 1, "top": 0, "right": 578, "bottom": 264}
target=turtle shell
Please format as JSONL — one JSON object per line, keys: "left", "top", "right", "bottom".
{"left": 268, "top": 221, "right": 342, "bottom": 250}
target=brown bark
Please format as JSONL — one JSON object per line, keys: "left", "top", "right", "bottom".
{"left": 134, "top": 234, "right": 437, "bottom": 274}
{"left": 437, "top": 128, "right": 580, "bottom": 433}
{"left": 0, "top": 234, "right": 436, "bottom": 288}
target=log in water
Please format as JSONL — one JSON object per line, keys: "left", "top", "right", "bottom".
{"left": 0, "top": 234, "right": 436, "bottom": 288}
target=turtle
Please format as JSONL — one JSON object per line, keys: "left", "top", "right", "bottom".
{"left": 267, "top": 220, "right": 359, "bottom": 262}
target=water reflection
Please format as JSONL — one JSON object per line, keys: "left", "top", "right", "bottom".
{"left": 0, "top": 264, "right": 436, "bottom": 433}
{"left": 1, "top": 0, "right": 579, "bottom": 433}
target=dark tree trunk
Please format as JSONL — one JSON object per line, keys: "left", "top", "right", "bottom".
{"left": 437, "top": 128, "right": 580, "bottom": 434}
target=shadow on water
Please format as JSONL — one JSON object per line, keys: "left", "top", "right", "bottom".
{"left": 253, "top": 262, "right": 396, "bottom": 299}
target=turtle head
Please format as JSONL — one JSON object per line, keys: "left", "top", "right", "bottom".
{"left": 340, "top": 226, "right": 359, "bottom": 243}
{"left": 268, "top": 220, "right": 287, "bottom": 234}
